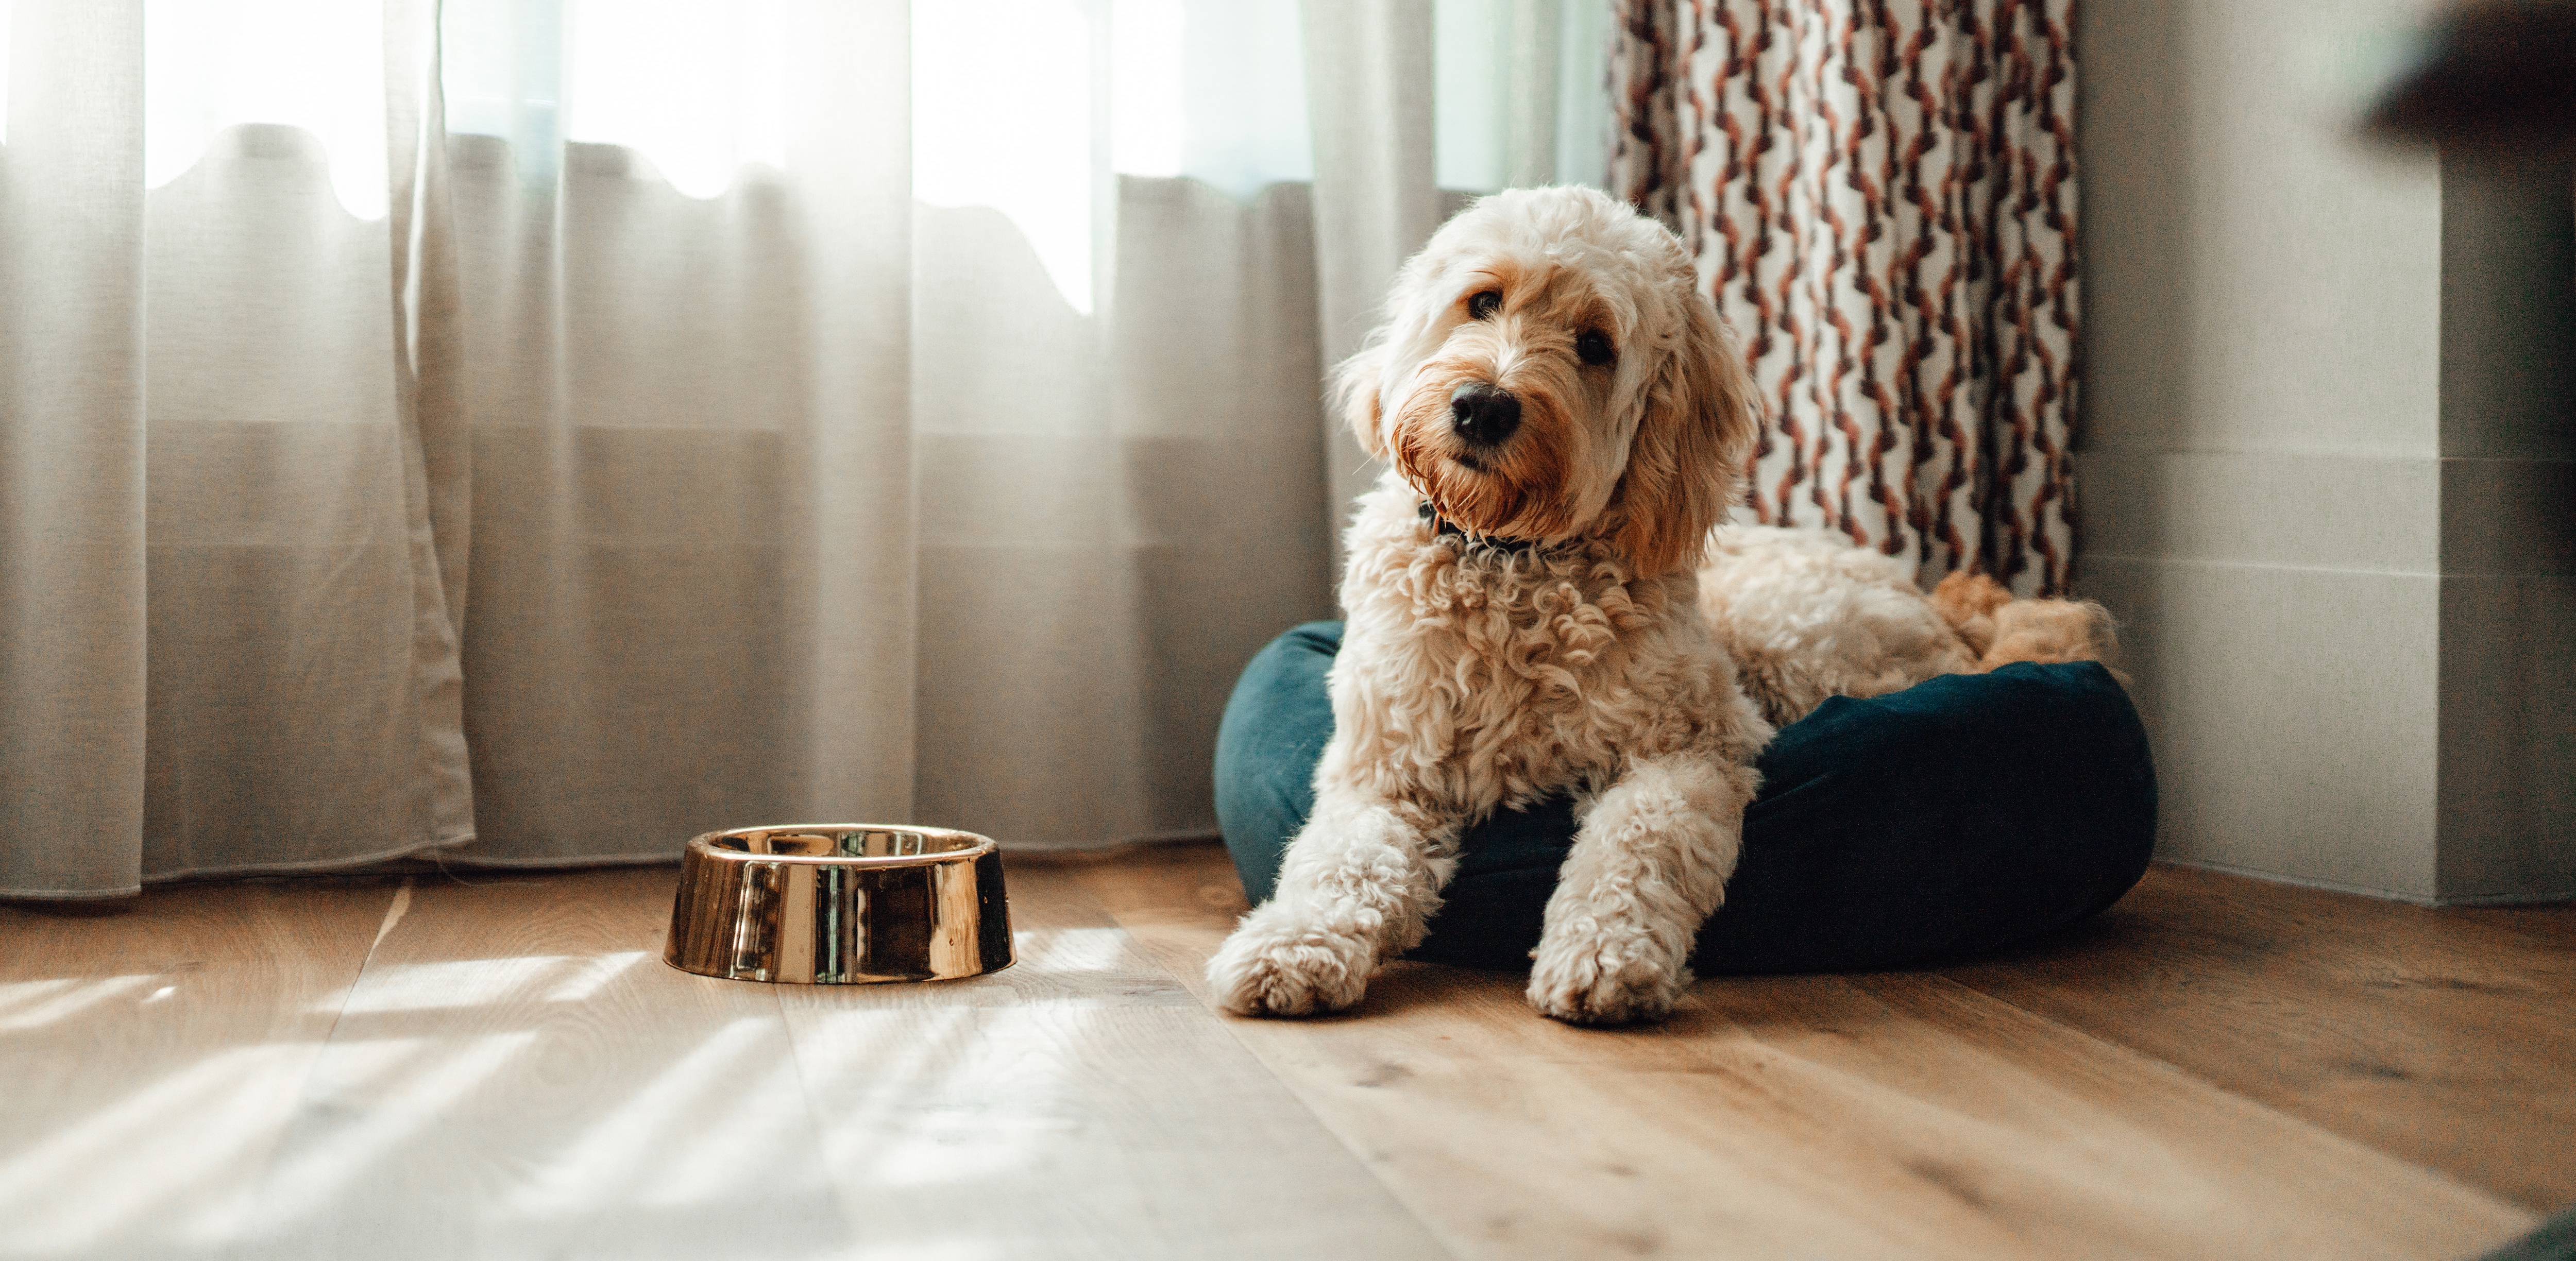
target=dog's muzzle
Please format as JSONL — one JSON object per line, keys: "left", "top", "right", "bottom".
{"left": 1449, "top": 382, "right": 1522, "bottom": 447}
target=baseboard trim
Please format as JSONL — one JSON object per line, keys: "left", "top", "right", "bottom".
{"left": 2427, "top": 887, "right": 2576, "bottom": 907}
{"left": 2158, "top": 857, "right": 2435, "bottom": 904}
{"left": 2157, "top": 856, "right": 2575, "bottom": 907}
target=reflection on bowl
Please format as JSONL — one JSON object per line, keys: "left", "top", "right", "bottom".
{"left": 664, "top": 825, "right": 1013, "bottom": 985}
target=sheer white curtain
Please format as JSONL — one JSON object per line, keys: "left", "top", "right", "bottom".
{"left": 0, "top": 0, "right": 1606, "bottom": 898}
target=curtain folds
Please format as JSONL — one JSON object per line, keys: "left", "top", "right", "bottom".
{"left": 0, "top": 1, "right": 150, "bottom": 897}
{"left": 438, "top": 6, "right": 918, "bottom": 869}
{"left": 3, "top": 0, "right": 1587, "bottom": 897}
{"left": 2, "top": 1, "right": 2080, "bottom": 898}
{"left": 1609, "top": 0, "right": 2081, "bottom": 595}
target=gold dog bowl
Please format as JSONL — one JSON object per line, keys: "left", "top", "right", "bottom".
{"left": 663, "top": 825, "right": 1014, "bottom": 984}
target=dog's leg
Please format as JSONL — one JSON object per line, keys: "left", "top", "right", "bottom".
{"left": 1205, "top": 791, "right": 1453, "bottom": 1017}
{"left": 1527, "top": 753, "right": 1755, "bottom": 1025}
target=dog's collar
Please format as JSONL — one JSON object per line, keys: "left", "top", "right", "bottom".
{"left": 1418, "top": 499, "right": 1538, "bottom": 556}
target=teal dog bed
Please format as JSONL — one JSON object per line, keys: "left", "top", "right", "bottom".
{"left": 1214, "top": 622, "right": 2158, "bottom": 975}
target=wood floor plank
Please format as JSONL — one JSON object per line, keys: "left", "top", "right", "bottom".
{"left": 13, "top": 848, "right": 2553, "bottom": 1261}
{"left": 235, "top": 867, "right": 855, "bottom": 1261}
{"left": 1081, "top": 844, "right": 2538, "bottom": 1261}
{"left": 774, "top": 861, "right": 1453, "bottom": 1260}
{"left": 1936, "top": 865, "right": 2576, "bottom": 1211}
{"left": 0, "top": 878, "right": 397, "bottom": 1259}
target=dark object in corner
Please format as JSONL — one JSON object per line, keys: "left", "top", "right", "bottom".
{"left": 2368, "top": 2, "right": 2576, "bottom": 145}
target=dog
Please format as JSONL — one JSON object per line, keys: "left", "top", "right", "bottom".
{"left": 1702, "top": 530, "right": 2117, "bottom": 729}
{"left": 1205, "top": 186, "right": 2108, "bottom": 1026}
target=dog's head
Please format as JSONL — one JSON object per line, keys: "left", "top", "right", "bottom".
{"left": 1334, "top": 186, "right": 1758, "bottom": 577}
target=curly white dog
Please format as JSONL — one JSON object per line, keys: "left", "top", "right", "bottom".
{"left": 1205, "top": 186, "right": 2107, "bottom": 1026}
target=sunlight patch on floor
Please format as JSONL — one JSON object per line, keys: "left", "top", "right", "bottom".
{"left": 0, "top": 975, "right": 154, "bottom": 1031}
{"left": 236, "top": 1031, "right": 538, "bottom": 1233}
{"left": 845, "top": 1242, "right": 1003, "bottom": 1261}
{"left": 788, "top": 1003, "right": 1085, "bottom": 1191}
{"left": 329, "top": 951, "right": 650, "bottom": 1014}
{"left": 504, "top": 1015, "right": 816, "bottom": 1211}
{"left": 0, "top": 1044, "right": 305, "bottom": 1251}
{"left": 1014, "top": 926, "right": 1130, "bottom": 975}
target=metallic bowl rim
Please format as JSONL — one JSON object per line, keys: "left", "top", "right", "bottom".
{"left": 686, "top": 823, "right": 999, "bottom": 869}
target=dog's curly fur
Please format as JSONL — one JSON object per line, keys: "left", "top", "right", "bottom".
{"left": 1699, "top": 530, "right": 2117, "bottom": 729}
{"left": 1207, "top": 188, "right": 2111, "bottom": 1026}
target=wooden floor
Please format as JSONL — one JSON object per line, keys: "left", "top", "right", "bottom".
{"left": 3, "top": 844, "right": 2567, "bottom": 1260}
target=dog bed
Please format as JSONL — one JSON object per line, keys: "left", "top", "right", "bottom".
{"left": 1214, "top": 621, "right": 2158, "bottom": 975}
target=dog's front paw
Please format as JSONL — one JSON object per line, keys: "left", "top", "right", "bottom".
{"left": 1205, "top": 902, "right": 1378, "bottom": 1017}
{"left": 1526, "top": 925, "right": 1689, "bottom": 1026}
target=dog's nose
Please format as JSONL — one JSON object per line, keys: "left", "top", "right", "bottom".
{"left": 1449, "top": 383, "right": 1522, "bottom": 447}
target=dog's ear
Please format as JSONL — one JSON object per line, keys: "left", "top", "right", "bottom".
{"left": 1330, "top": 337, "right": 1391, "bottom": 459}
{"left": 1609, "top": 288, "right": 1758, "bottom": 577}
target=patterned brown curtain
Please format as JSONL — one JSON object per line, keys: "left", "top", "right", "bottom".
{"left": 1608, "top": 0, "right": 2080, "bottom": 595}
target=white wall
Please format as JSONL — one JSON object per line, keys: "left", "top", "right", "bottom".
{"left": 2078, "top": 0, "right": 2574, "bottom": 902}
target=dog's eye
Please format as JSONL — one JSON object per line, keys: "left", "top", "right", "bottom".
{"left": 1467, "top": 290, "right": 1502, "bottom": 320}
{"left": 1576, "top": 330, "right": 1616, "bottom": 366}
